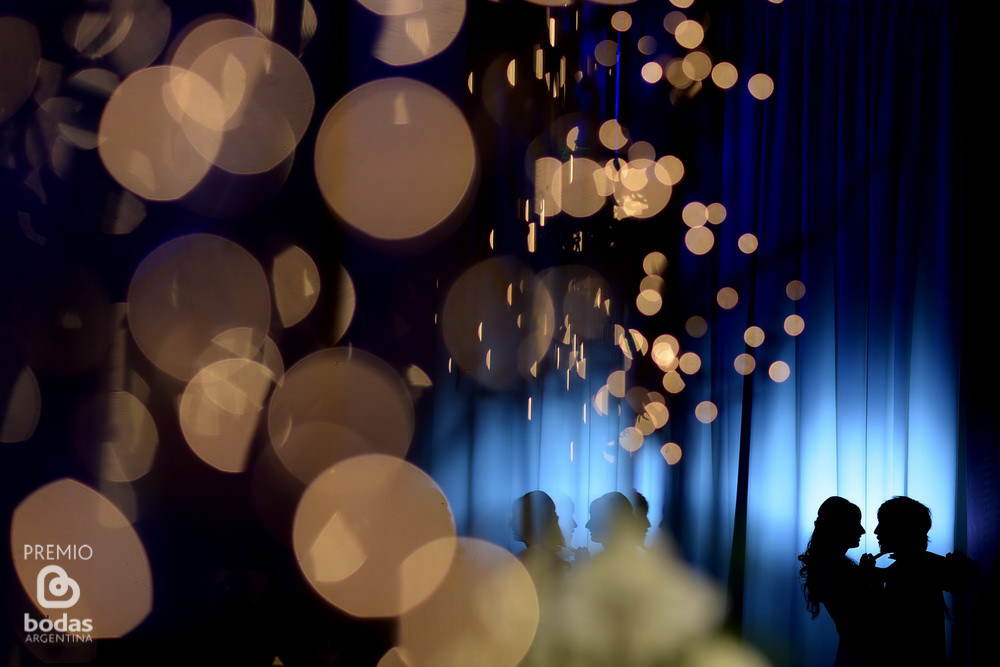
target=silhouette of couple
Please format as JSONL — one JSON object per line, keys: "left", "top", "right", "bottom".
{"left": 799, "top": 496, "right": 976, "bottom": 666}
{"left": 510, "top": 490, "right": 650, "bottom": 577}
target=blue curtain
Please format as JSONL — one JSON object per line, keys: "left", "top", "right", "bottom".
{"left": 417, "top": 2, "right": 965, "bottom": 664}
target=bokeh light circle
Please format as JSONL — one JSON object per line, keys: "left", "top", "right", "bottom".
{"left": 661, "top": 442, "right": 682, "bottom": 465}
{"left": 734, "top": 353, "right": 756, "bottom": 375}
{"left": 268, "top": 347, "right": 415, "bottom": 483}
{"left": 716, "top": 287, "right": 739, "bottom": 310}
{"left": 686, "top": 316, "right": 708, "bottom": 338}
{"left": 293, "top": 455, "right": 456, "bottom": 617}
{"left": 399, "top": 537, "right": 539, "bottom": 667}
{"left": 695, "top": 401, "right": 718, "bottom": 424}
{"left": 748, "top": 73, "right": 775, "bottom": 100}
{"left": 99, "top": 66, "right": 223, "bottom": 200}
{"left": 784, "top": 314, "right": 805, "bottom": 336}
{"left": 315, "top": 77, "right": 476, "bottom": 242}
{"left": 710, "top": 62, "right": 738, "bottom": 89}
{"left": 786, "top": 280, "right": 806, "bottom": 300}
{"left": 744, "top": 326, "right": 765, "bottom": 347}
{"left": 685, "top": 226, "right": 715, "bottom": 255}
{"left": 769, "top": 361, "right": 791, "bottom": 383}
{"left": 185, "top": 36, "right": 315, "bottom": 174}
{"left": 127, "top": 234, "right": 271, "bottom": 381}
{"left": 443, "top": 258, "right": 555, "bottom": 389}
{"left": 738, "top": 233, "right": 759, "bottom": 254}
{"left": 10, "top": 479, "right": 153, "bottom": 638}
{"left": 368, "top": 0, "right": 466, "bottom": 67}
{"left": 181, "top": 359, "right": 275, "bottom": 473}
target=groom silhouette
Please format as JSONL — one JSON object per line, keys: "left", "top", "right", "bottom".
{"left": 874, "top": 497, "right": 975, "bottom": 665}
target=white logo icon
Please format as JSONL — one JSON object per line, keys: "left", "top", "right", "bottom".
{"left": 36, "top": 565, "right": 80, "bottom": 609}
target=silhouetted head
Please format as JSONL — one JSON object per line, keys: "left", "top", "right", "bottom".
{"left": 586, "top": 492, "right": 636, "bottom": 546}
{"left": 812, "top": 496, "right": 866, "bottom": 555}
{"left": 511, "top": 491, "right": 564, "bottom": 550}
{"left": 632, "top": 491, "right": 651, "bottom": 538}
{"left": 798, "top": 496, "right": 865, "bottom": 618}
{"left": 875, "top": 496, "right": 930, "bottom": 555}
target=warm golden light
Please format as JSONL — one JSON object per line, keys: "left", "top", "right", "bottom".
{"left": 716, "top": 287, "right": 739, "bottom": 310}
{"left": 643, "top": 251, "right": 668, "bottom": 276}
{"left": 664, "top": 59, "right": 693, "bottom": 89}
{"left": 784, "top": 314, "right": 805, "bottom": 336}
{"left": 685, "top": 226, "right": 715, "bottom": 255}
{"left": 654, "top": 155, "right": 685, "bottom": 185}
{"left": 272, "top": 245, "right": 321, "bottom": 328}
{"left": 674, "top": 20, "right": 705, "bottom": 49}
{"left": 180, "top": 359, "right": 274, "bottom": 473}
{"left": 614, "top": 159, "right": 671, "bottom": 219}
{"left": 681, "top": 51, "right": 712, "bottom": 81}
{"left": 662, "top": 370, "right": 685, "bottom": 394}
{"left": 534, "top": 157, "right": 563, "bottom": 217}
{"left": 620, "top": 427, "right": 644, "bottom": 452}
{"left": 695, "top": 401, "right": 718, "bottom": 423}
{"left": 268, "top": 347, "right": 415, "bottom": 483}
{"left": 557, "top": 158, "right": 607, "bottom": 218}
{"left": 638, "top": 35, "right": 658, "bottom": 55}
{"left": 0, "top": 362, "right": 40, "bottom": 443}
{"left": 786, "top": 280, "right": 806, "bottom": 300}
{"left": 608, "top": 370, "right": 627, "bottom": 398}
{"left": 670, "top": 0, "right": 695, "bottom": 7}
{"left": 64, "top": 0, "right": 171, "bottom": 72}
{"left": 368, "top": 0, "right": 466, "bottom": 66}
{"left": 769, "top": 360, "right": 791, "bottom": 382}
{"left": 315, "top": 77, "right": 476, "bottom": 243}
{"left": 663, "top": 11, "right": 686, "bottom": 35}
{"left": 599, "top": 119, "right": 628, "bottom": 150}
{"left": 748, "top": 73, "right": 775, "bottom": 100}
{"left": 744, "top": 326, "right": 765, "bottom": 347}
{"left": 652, "top": 334, "right": 681, "bottom": 371}
{"left": 637, "top": 290, "right": 663, "bottom": 316}
{"left": 661, "top": 442, "right": 683, "bottom": 465}
{"left": 641, "top": 61, "right": 663, "bottom": 84}
{"left": 445, "top": 259, "right": 555, "bottom": 388}
{"left": 710, "top": 62, "right": 738, "bottom": 89}
{"left": 182, "top": 36, "right": 314, "bottom": 175}
{"left": 611, "top": 11, "right": 633, "bottom": 32}
{"left": 399, "top": 538, "right": 539, "bottom": 667}
{"left": 99, "top": 66, "right": 222, "bottom": 200}
{"left": 706, "top": 202, "right": 727, "bottom": 224}
{"left": 686, "top": 316, "right": 708, "bottom": 338}
{"left": 628, "top": 141, "right": 656, "bottom": 161}
{"left": 10, "top": 479, "right": 153, "bottom": 638}
{"left": 594, "top": 40, "right": 619, "bottom": 68}
{"left": 127, "top": 234, "right": 271, "bottom": 381}
{"left": 640, "top": 275, "right": 666, "bottom": 294}
{"left": 679, "top": 352, "right": 702, "bottom": 375}
{"left": 682, "top": 201, "right": 707, "bottom": 227}
{"left": 734, "top": 353, "right": 756, "bottom": 375}
{"left": 738, "top": 233, "right": 759, "bottom": 254}
{"left": 293, "top": 455, "right": 457, "bottom": 617}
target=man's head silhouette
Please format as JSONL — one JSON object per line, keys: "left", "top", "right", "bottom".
{"left": 874, "top": 496, "right": 931, "bottom": 555}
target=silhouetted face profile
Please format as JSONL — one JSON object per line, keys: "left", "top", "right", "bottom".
{"left": 634, "top": 492, "right": 651, "bottom": 539}
{"left": 511, "top": 491, "right": 563, "bottom": 550}
{"left": 874, "top": 496, "right": 931, "bottom": 555}
{"left": 815, "top": 496, "right": 865, "bottom": 553}
{"left": 586, "top": 492, "right": 635, "bottom": 546}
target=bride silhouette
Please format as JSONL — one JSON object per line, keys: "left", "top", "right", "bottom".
{"left": 798, "top": 496, "right": 881, "bottom": 666}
